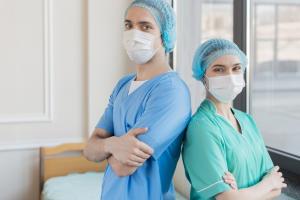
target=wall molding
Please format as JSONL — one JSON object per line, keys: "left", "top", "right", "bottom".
{"left": 0, "top": 0, "right": 53, "bottom": 124}
{"left": 0, "top": 137, "right": 84, "bottom": 151}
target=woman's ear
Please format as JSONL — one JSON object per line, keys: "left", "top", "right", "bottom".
{"left": 202, "top": 76, "right": 208, "bottom": 90}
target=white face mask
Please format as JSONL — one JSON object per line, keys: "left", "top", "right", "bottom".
{"left": 205, "top": 74, "right": 245, "bottom": 103}
{"left": 123, "top": 29, "right": 160, "bottom": 64}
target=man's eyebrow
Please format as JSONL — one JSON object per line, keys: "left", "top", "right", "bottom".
{"left": 138, "top": 21, "right": 154, "bottom": 26}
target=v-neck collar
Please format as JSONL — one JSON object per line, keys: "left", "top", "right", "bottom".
{"left": 125, "top": 71, "right": 176, "bottom": 97}
{"left": 202, "top": 99, "right": 244, "bottom": 136}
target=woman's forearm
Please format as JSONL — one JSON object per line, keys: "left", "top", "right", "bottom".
{"left": 216, "top": 180, "right": 272, "bottom": 200}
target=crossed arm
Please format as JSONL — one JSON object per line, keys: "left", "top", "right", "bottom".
{"left": 216, "top": 166, "right": 287, "bottom": 200}
{"left": 83, "top": 127, "right": 153, "bottom": 176}
{"left": 84, "top": 128, "right": 240, "bottom": 185}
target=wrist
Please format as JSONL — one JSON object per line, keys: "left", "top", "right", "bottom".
{"left": 104, "top": 136, "right": 117, "bottom": 156}
{"left": 260, "top": 178, "right": 273, "bottom": 193}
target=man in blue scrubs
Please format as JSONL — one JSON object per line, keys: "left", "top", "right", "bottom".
{"left": 84, "top": 0, "right": 191, "bottom": 199}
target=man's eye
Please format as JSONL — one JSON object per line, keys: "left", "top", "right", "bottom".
{"left": 125, "top": 23, "right": 131, "bottom": 30}
{"left": 142, "top": 25, "right": 152, "bottom": 31}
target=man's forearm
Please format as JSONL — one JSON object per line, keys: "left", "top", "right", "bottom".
{"left": 84, "top": 134, "right": 114, "bottom": 162}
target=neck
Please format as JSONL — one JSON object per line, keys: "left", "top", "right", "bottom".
{"left": 207, "top": 94, "right": 232, "bottom": 119}
{"left": 135, "top": 50, "right": 171, "bottom": 81}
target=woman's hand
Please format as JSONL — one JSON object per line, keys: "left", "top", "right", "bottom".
{"left": 104, "top": 128, "right": 154, "bottom": 167}
{"left": 223, "top": 171, "right": 238, "bottom": 190}
{"left": 262, "top": 166, "right": 287, "bottom": 194}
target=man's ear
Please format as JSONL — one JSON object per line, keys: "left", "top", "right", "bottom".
{"left": 160, "top": 34, "right": 164, "bottom": 46}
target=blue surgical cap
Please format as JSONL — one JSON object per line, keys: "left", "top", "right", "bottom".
{"left": 192, "top": 38, "right": 248, "bottom": 81}
{"left": 125, "top": 0, "right": 176, "bottom": 53}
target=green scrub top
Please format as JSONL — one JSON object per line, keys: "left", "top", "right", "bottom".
{"left": 182, "top": 99, "right": 273, "bottom": 200}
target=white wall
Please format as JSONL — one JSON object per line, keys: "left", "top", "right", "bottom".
{"left": 0, "top": 149, "right": 40, "bottom": 200}
{"left": 0, "top": 0, "right": 130, "bottom": 199}
{"left": 174, "top": 156, "right": 191, "bottom": 198}
{"left": 87, "top": 0, "right": 130, "bottom": 133}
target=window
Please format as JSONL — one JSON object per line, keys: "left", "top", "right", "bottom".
{"left": 175, "top": 0, "right": 300, "bottom": 176}
{"left": 250, "top": 0, "right": 300, "bottom": 159}
{"left": 175, "top": 0, "right": 233, "bottom": 112}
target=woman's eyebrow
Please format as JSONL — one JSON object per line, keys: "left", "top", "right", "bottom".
{"left": 233, "top": 63, "right": 242, "bottom": 67}
{"left": 212, "top": 64, "right": 225, "bottom": 68}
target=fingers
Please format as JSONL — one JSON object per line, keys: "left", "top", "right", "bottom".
{"left": 125, "top": 160, "right": 143, "bottom": 167}
{"left": 130, "top": 154, "right": 146, "bottom": 164}
{"left": 224, "top": 179, "right": 237, "bottom": 189}
{"left": 280, "top": 177, "right": 287, "bottom": 188}
{"left": 271, "top": 166, "right": 280, "bottom": 173}
{"left": 223, "top": 172, "right": 235, "bottom": 182}
{"left": 127, "top": 128, "right": 154, "bottom": 155}
{"left": 223, "top": 176, "right": 235, "bottom": 184}
{"left": 129, "top": 128, "right": 148, "bottom": 137}
{"left": 231, "top": 183, "right": 238, "bottom": 190}
{"left": 133, "top": 148, "right": 151, "bottom": 160}
{"left": 223, "top": 172, "right": 238, "bottom": 190}
{"left": 137, "top": 141, "right": 154, "bottom": 155}
{"left": 224, "top": 172, "right": 235, "bottom": 180}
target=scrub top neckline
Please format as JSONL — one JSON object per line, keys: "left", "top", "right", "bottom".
{"left": 126, "top": 71, "right": 176, "bottom": 97}
{"left": 203, "top": 99, "right": 244, "bottom": 136}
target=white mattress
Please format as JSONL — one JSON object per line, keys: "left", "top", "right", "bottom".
{"left": 42, "top": 172, "right": 187, "bottom": 200}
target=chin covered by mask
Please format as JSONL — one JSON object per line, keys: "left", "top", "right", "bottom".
{"left": 123, "top": 29, "right": 160, "bottom": 64}
{"left": 205, "top": 74, "right": 245, "bottom": 103}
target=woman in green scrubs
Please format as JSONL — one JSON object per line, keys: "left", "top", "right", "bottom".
{"left": 182, "top": 39, "right": 287, "bottom": 200}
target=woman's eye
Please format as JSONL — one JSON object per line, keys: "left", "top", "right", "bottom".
{"left": 233, "top": 66, "right": 242, "bottom": 71}
{"left": 214, "top": 68, "right": 224, "bottom": 72}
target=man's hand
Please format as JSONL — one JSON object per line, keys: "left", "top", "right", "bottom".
{"left": 105, "top": 128, "right": 154, "bottom": 167}
{"left": 108, "top": 156, "right": 137, "bottom": 177}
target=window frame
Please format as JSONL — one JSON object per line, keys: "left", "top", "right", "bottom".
{"left": 233, "top": 0, "right": 300, "bottom": 176}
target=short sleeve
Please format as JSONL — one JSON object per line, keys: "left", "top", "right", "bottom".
{"left": 183, "top": 119, "right": 231, "bottom": 199}
{"left": 133, "top": 81, "right": 191, "bottom": 160}
{"left": 95, "top": 91, "right": 115, "bottom": 134}
{"left": 95, "top": 74, "right": 134, "bottom": 134}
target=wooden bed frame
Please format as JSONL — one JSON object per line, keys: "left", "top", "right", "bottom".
{"left": 40, "top": 143, "right": 107, "bottom": 193}
{"left": 39, "top": 142, "right": 188, "bottom": 200}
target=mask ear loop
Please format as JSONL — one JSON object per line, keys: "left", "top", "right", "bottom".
{"left": 149, "top": 34, "right": 164, "bottom": 60}
{"left": 202, "top": 74, "right": 211, "bottom": 99}
{"left": 154, "top": 33, "right": 164, "bottom": 53}
{"left": 202, "top": 74, "right": 209, "bottom": 90}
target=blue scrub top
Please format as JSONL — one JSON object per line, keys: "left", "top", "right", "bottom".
{"left": 96, "top": 71, "right": 191, "bottom": 200}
